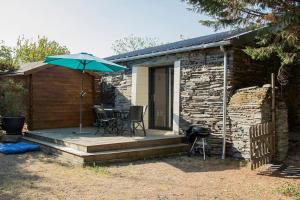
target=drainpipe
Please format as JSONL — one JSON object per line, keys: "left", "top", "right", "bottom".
{"left": 220, "top": 45, "right": 228, "bottom": 160}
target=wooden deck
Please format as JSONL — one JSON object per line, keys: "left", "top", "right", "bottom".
{"left": 23, "top": 127, "right": 188, "bottom": 165}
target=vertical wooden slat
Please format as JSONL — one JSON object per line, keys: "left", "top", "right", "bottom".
{"left": 250, "top": 122, "right": 274, "bottom": 170}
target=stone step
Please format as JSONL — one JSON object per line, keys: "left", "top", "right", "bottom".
{"left": 22, "top": 137, "right": 189, "bottom": 165}
{"left": 25, "top": 132, "right": 186, "bottom": 153}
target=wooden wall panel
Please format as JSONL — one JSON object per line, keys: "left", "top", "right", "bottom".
{"left": 31, "top": 66, "right": 95, "bottom": 130}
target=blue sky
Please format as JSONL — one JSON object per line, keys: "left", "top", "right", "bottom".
{"left": 1, "top": 0, "right": 220, "bottom": 57}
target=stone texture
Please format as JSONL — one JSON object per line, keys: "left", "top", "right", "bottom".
{"left": 228, "top": 85, "right": 289, "bottom": 160}
{"left": 179, "top": 50, "right": 233, "bottom": 154}
{"left": 101, "top": 71, "right": 132, "bottom": 111}
{"left": 228, "top": 86, "right": 271, "bottom": 159}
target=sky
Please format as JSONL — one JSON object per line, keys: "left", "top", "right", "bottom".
{"left": 0, "top": 0, "right": 219, "bottom": 58}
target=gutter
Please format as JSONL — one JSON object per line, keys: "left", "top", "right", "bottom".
{"left": 220, "top": 45, "right": 228, "bottom": 160}
{"left": 109, "top": 40, "right": 232, "bottom": 63}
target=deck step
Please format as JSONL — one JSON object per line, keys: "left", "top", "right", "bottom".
{"left": 22, "top": 136, "right": 189, "bottom": 165}
{"left": 83, "top": 143, "right": 189, "bottom": 164}
{"left": 25, "top": 132, "right": 186, "bottom": 153}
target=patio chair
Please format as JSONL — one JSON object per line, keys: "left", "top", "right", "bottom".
{"left": 129, "top": 105, "right": 147, "bottom": 136}
{"left": 93, "top": 105, "right": 117, "bottom": 135}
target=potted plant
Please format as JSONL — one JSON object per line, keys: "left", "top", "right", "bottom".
{"left": 0, "top": 79, "right": 27, "bottom": 135}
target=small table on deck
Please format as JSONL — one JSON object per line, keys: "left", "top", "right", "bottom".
{"left": 103, "top": 108, "right": 129, "bottom": 135}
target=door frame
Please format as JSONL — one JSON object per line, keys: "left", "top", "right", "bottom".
{"left": 148, "top": 66, "right": 174, "bottom": 130}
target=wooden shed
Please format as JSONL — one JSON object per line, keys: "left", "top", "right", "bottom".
{"left": 0, "top": 61, "right": 101, "bottom": 130}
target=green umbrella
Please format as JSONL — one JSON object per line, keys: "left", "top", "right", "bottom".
{"left": 44, "top": 52, "right": 127, "bottom": 133}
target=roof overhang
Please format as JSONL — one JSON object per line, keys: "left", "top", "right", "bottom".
{"left": 108, "top": 40, "right": 232, "bottom": 63}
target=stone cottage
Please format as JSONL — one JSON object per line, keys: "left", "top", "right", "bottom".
{"left": 103, "top": 29, "right": 293, "bottom": 160}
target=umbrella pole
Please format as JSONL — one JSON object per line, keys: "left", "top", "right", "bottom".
{"left": 80, "top": 71, "right": 84, "bottom": 133}
{"left": 79, "top": 61, "right": 86, "bottom": 134}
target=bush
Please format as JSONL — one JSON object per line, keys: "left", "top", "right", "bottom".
{"left": 0, "top": 79, "right": 27, "bottom": 117}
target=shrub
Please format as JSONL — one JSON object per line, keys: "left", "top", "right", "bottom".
{"left": 0, "top": 79, "right": 27, "bottom": 117}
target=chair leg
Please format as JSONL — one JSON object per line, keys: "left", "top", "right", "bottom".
{"left": 141, "top": 120, "right": 146, "bottom": 136}
{"left": 131, "top": 122, "right": 135, "bottom": 136}
{"left": 202, "top": 138, "right": 206, "bottom": 160}
{"left": 94, "top": 126, "right": 100, "bottom": 135}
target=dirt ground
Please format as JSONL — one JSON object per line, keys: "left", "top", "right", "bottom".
{"left": 0, "top": 152, "right": 299, "bottom": 200}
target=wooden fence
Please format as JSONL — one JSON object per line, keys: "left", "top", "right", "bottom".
{"left": 249, "top": 122, "right": 274, "bottom": 170}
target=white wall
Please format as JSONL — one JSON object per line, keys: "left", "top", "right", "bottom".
{"left": 173, "top": 61, "right": 181, "bottom": 134}
{"left": 131, "top": 66, "right": 149, "bottom": 129}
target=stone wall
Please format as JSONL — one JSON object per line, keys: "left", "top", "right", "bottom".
{"left": 228, "top": 86, "right": 271, "bottom": 159}
{"left": 179, "top": 49, "right": 233, "bottom": 154}
{"left": 275, "top": 100, "right": 289, "bottom": 161}
{"left": 101, "top": 70, "right": 132, "bottom": 111}
{"left": 228, "top": 85, "right": 289, "bottom": 160}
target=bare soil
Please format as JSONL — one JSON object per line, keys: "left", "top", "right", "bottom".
{"left": 0, "top": 152, "right": 299, "bottom": 200}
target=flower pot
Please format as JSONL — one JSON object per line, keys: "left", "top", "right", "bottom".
{"left": 1, "top": 116, "right": 25, "bottom": 135}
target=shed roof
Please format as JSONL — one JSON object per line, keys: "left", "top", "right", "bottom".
{"left": 105, "top": 29, "right": 253, "bottom": 62}
{"left": 14, "top": 61, "right": 48, "bottom": 75}
{"left": 0, "top": 61, "right": 49, "bottom": 76}
{"left": 0, "top": 61, "right": 100, "bottom": 77}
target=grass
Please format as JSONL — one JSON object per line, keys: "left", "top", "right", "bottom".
{"left": 278, "top": 183, "right": 300, "bottom": 200}
{"left": 85, "top": 163, "right": 111, "bottom": 176}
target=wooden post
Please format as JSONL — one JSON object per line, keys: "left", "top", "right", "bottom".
{"left": 271, "top": 73, "right": 276, "bottom": 157}
{"left": 28, "top": 74, "right": 33, "bottom": 130}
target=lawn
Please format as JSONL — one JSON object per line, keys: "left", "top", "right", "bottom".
{"left": 0, "top": 152, "right": 299, "bottom": 200}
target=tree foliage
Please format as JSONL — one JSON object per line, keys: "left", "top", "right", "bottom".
{"left": 14, "top": 36, "right": 69, "bottom": 64}
{"left": 0, "top": 36, "right": 69, "bottom": 72}
{"left": 0, "top": 41, "right": 16, "bottom": 71}
{"left": 184, "top": 0, "right": 300, "bottom": 75}
{"left": 111, "top": 35, "right": 162, "bottom": 54}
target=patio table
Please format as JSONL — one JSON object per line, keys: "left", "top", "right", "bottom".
{"left": 103, "top": 108, "right": 129, "bottom": 135}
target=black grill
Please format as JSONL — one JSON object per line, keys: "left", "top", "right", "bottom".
{"left": 186, "top": 125, "right": 210, "bottom": 144}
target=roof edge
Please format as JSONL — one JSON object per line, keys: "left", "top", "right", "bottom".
{"left": 109, "top": 40, "right": 231, "bottom": 63}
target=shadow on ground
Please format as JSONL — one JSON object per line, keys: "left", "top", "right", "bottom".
{"left": 257, "top": 161, "right": 300, "bottom": 179}
{"left": 106, "top": 155, "right": 248, "bottom": 173}
{"left": 0, "top": 152, "right": 49, "bottom": 200}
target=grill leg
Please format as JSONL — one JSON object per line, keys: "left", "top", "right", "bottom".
{"left": 190, "top": 137, "right": 198, "bottom": 154}
{"left": 202, "top": 138, "right": 206, "bottom": 160}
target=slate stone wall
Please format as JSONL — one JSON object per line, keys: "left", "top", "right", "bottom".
{"left": 101, "top": 70, "right": 132, "bottom": 111}
{"left": 228, "top": 85, "right": 288, "bottom": 160}
{"left": 275, "top": 99, "right": 289, "bottom": 161}
{"left": 228, "top": 86, "right": 271, "bottom": 159}
{"left": 179, "top": 49, "right": 233, "bottom": 154}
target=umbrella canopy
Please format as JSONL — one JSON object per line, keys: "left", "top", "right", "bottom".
{"left": 45, "top": 52, "right": 127, "bottom": 72}
{"left": 44, "top": 52, "right": 127, "bottom": 134}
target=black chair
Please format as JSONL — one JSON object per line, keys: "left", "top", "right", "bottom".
{"left": 93, "top": 105, "right": 117, "bottom": 135}
{"left": 129, "top": 105, "right": 146, "bottom": 136}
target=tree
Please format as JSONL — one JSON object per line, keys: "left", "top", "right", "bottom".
{"left": 111, "top": 35, "right": 162, "bottom": 54}
{"left": 0, "top": 41, "right": 16, "bottom": 71}
{"left": 0, "top": 36, "right": 70, "bottom": 72}
{"left": 14, "top": 36, "right": 69, "bottom": 64}
{"left": 184, "top": 0, "right": 300, "bottom": 84}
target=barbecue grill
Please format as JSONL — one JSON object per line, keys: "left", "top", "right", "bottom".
{"left": 186, "top": 125, "right": 210, "bottom": 160}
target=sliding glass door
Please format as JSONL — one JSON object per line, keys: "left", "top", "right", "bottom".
{"left": 149, "top": 66, "right": 174, "bottom": 130}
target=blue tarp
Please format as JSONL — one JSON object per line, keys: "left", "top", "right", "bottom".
{"left": 0, "top": 142, "right": 40, "bottom": 154}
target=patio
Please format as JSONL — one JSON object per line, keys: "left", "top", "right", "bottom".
{"left": 23, "top": 127, "right": 188, "bottom": 165}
